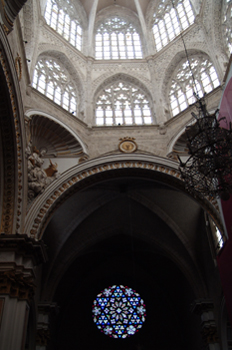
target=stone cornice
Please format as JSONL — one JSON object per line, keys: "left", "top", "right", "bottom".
{"left": 0, "top": 233, "right": 48, "bottom": 265}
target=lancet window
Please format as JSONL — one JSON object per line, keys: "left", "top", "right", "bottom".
{"left": 152, "top": 0, "right": 195, "bottom": 52}
{"left": 44, "top": 0, "right": 82, "bottom": 51}
{"left": 169, "top": 56, "right": 220, "bottom": 117}
{"left": 95, "top": 16, "right": 143, "bottom": 60}
{"left": 95, "top": 81, "right": 152, "bottom": 126}
{"left": 33, "top": 57, "right": 78, "bottom": 115}
{"left": 222, "top": 0, "right": 232, "bottom": 54}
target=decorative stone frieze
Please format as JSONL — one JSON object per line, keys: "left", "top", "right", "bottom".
{"left": 0, "top": 270, "right": 35, "bottom": 301}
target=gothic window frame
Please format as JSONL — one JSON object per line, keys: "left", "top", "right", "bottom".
{"left": 94, "top": 77, "right": 153, "bottom": 126}
{"left": 168, "top": 54, "right": 220, "bottom": 117}
{"left": 32, "top": 56, "right": 78, "bottom": 115}
{"left": 222, "top": 0, "right": 232, "bottom": 55}
{"left": 44, "top": 0, "right": 83, "bottom": 52}
{"left": 152, "top": 0, "right": 195, "bottom": 52}
{"left": 95, "top": 15, "right": 143, "bottom": 60}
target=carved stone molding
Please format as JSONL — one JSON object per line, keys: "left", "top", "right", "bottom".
{"left": 0, "top": 27, "right": 25, "bottom": 233}
{"left": 1, "top": 0, "right": 27, "bottom": 31}
{"left": 0, "top": 270, "right": 35, "bottom": 301}
{"left": 0, "top": 233, "right": 48, "bottom": 266}
{"left": 25, "top": 155, "right": 223, "bottom": 240}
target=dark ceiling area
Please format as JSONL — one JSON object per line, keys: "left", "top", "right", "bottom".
{"left": 42, "top": 174, "right": 219, "bottom": 350}
{"left": 50, "top": 235, "right": 201, "bottom": 350}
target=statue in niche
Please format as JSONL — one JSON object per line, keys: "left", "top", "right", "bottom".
{"left": 26, "top": 143, "right": 59, "bottom": 201}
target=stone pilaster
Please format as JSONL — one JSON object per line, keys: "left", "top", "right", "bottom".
{"left": 36, "top": 302, "right": 58, "bottom": 350}
{"left": 191, "top": 299, "right": 220, "bottom": 350}
{"left": 0, "top": 233, "right": 47, "bottom": 350}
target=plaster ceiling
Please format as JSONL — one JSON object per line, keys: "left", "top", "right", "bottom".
{"left": 79, "top": 0, "right": 151, "bottom": 17}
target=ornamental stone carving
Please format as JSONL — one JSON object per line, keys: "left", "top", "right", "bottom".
{"left": 0, "top": 270, "right": 35, "bottom": 301}
{"left": 26, "top": 142, "right": 60, "bottom": 201}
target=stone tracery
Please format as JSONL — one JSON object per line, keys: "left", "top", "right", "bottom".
{"left": 95, "top": 79, "right": 153, "bottom": 126}
{"left": 95, "top": 16, "right": 143, "bottom": 60}
{"left": 152, "top": 0, "right": 195, "bottom": 51}
{"left": 32, "top": 56, "right": 78, "bottom": 115}
{"left": 169, "top": 55, "right": 220, "bottom": 116}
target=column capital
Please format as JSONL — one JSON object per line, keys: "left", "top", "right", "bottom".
{"left": 0, "top": 270, "right": 35, "bottom": 301}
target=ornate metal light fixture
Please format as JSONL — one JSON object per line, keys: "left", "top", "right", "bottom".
{"left": 169, "top": 2, "right": 232, "bottom": 200}
{"left": 178, "top": 95, "right": 232, "bottom": 200}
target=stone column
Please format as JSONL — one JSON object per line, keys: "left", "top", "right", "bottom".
{"left": 191, "top": 299, "right": 221, "bottom": 350}
{"left": 0, "top": 233, "right": 47, "bottom": 350}
{"left": 36, "top": 302, "right": 58, "bottom": 350}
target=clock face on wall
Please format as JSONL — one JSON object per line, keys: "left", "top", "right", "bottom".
{"left": 92, "top": 285, "right": 146, "bottom": 338}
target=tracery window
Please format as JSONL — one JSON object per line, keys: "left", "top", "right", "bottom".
{"left": 95, "top": 81, "right": 152, "bottom": 126}
{"left": 169, "top": 56, "right": 220, "bottom": 117}
{"left": 92, "top": 285, "right": 146, "bottom": 338}
{"left": 95, "top": 16, "right": 143, "bottom": 60}
{"left": 33, "top": 57, "right": 78, "bottom": 115}
{"left": 222, "top": 0, "right": 232, "bottom": 54}
{"left": 152, "top": 0, "right": 195, "bottom": 52}
{"left": 44, "top": 0, "right": 82, "bottom": 51}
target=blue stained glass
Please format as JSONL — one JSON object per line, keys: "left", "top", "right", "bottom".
{"left": 92, "top": 285, "right": 146, "bottom": 338}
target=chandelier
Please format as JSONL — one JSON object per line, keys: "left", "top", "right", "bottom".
{"left": 178, "top": 94, "right": 232, "bottom": 200}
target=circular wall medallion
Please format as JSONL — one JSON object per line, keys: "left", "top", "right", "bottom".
{"left": 119, "top": 139, "right": 137, "bottom": 153}
{"left": 92, "top": 285, "right": 146, "bottom": 338}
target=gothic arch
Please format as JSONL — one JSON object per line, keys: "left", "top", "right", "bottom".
{"left": 32, "top": 49, "right": 85, "bottom": 116}
{"left": 25, "top": 154, "right": 222, "bottom": 241}
{"left": 93, "top": 73, "right": 153, "bottom": 105}
{"left": 94, "top": 5, "right": 146, "bottom": 57}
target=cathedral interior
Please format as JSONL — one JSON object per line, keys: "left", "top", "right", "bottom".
{"left": 0, "top": 0, "right": 232, "bottom": 349}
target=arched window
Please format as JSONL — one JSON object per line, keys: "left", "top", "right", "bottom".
{"left": 33, "top": 57, "right": 78, "bottom": 115}
{"left": 169, "top": 56, "right": 220, "bottom": 117}
{"left": 95, "top": 16, "right": 143, "bottom": 60}
{"left": 44, "top": 0, "right": 82, "bottom": 51}
{"left": 222, "top": 0, "right": 232, "bottom": 54}
{"left": 152, "top": 0, "right": 195, "bottom": 52}
{"left": 95, "top": 80, "right": 152, "bottom": 126}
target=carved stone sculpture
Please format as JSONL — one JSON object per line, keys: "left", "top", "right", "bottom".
{"left": 26, "top": 143, "right": 59, "bottom": 201}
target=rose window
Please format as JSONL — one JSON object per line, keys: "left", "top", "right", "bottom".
{"left": 92, "top": 285, "right": 146, "bottom": 338}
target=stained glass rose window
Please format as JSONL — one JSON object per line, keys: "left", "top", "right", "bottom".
{"left": 92, "top": 285, "right": 146, "bottom": 338}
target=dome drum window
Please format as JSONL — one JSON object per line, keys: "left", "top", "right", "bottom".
{"left": 152, "top": 0, "right": 195, "bottom": 51}
{"left": 44, "top": 0, "right": 82, "bottom": 51}
{"left": 169, "top": 56, "right": 220, "bottom": 117}
{"left": 95, "top": 16, "right": 143, "bottom": 60}
{"left": 95, "top": 81, "right": 153, "bottom": 126}
{"left": 33, "top": 57, "right": 78, "bottom": 115}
